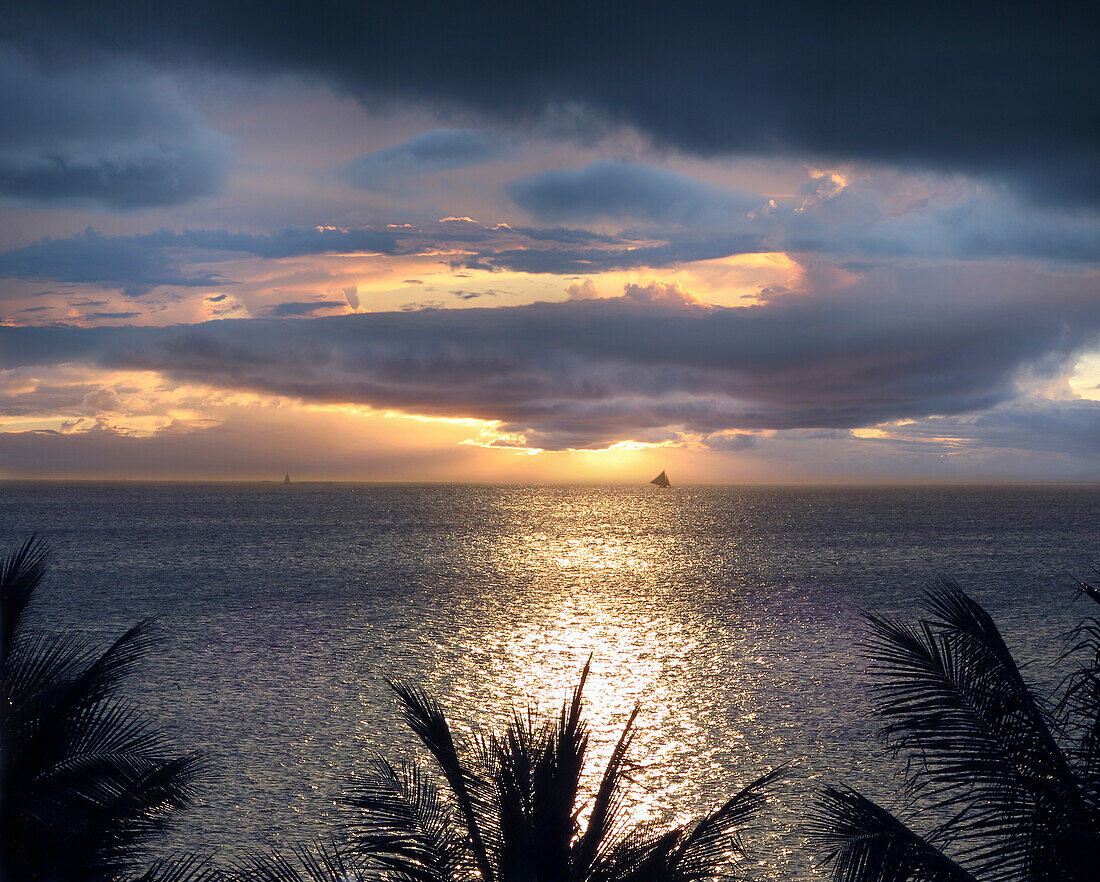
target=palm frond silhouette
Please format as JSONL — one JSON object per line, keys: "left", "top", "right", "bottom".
{"left": 345, "top": 661, "right": 782, "bottom": 881}
{"left": 236, "top": 839, "right": 374, "bottom": 882}
{"left": 1, "top": 537, "right": 204, "bottom": 882}
{"left": 809, "top": 578, "right": 1100, "bottom": 882}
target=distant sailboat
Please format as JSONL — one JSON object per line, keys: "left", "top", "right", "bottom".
{"left": 650, "top": 470, "right": 671, "bottom": 488}
{"left": 283, "top": 472, "right": 291, "bottom": 485}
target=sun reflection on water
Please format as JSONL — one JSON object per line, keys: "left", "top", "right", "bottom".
{"left": 489, "top": 605, "right": 700, "bottom": 825}
{"left": 423, "top": 490, "right": 746, "bottom": 832}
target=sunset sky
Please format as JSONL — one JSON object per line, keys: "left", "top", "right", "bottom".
{"left": 1, "top": 1, "right": 1097, "bottom": 481}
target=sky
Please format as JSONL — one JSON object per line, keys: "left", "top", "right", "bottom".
{"left": 0, "top": 1, "right": 1097, "bottom": 482}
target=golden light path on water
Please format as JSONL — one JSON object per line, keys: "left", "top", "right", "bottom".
{"left": 479, "top": 530, "right": 711, "bottom": 829}
{"left": 349, "top": 488, "right": 813, "bottom": 875}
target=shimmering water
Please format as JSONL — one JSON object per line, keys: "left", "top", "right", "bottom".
{"left": 3, "top": 482, "right": 1098, "bottom": 878}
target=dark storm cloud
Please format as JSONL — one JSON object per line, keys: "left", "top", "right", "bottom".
{"left": 0, "top": 324, "right": 132, "bottom": 367}
{"left": 2, "top": 266, "right": 1097, "bottom": 449}
{"left": 0, "top": 226, "right": 401, "bottom": 295}
{"left": 6, "top": 1, "right": 1097, "bottom": 205}
{"left": 339, "top": 129, "right": 516, "bottom": 191}
{"left": 509, "top": 161, "right": 760, "bottom": 225}
{"left": 0, "top": 228, "right": 222, "bottom": 297}
{"left": 0, "top": 48, "right": 227, "bottom": 208}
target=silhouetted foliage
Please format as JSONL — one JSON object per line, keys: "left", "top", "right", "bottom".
{"left": 236, "top": 839, "right": 372, "bottom": 882}
{"left": 809, "top": 577, "right": 1100, "bottom": 882}
{"left": 338, "top": 662, "right": 782, "bottom": 881}
{"left": 0, "top": 537, "right": 204, "bottom": 882}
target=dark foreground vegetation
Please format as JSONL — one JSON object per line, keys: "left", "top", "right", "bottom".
{"left": 0, "top": 538, "right": 200, "bottom": 882}
{"left": 809, "top": 579, "right": 1100, "bottom": 882}
{"left": 2, "top": 536, "right": 1098, "bottom": 881}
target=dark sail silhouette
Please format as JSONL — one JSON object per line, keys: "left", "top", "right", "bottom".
{"left": 650, "top": 470, "right": 671, "bottom": 488}
{"left": 283, "top": 472, "right": 291, "bottom": 485}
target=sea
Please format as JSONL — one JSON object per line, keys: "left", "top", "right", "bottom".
{"left": 3, "top": 482, "right": 1098, "bottom": 879}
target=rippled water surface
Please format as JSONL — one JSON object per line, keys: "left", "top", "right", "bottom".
{"left": 4, "top": 482, "right": 1098, "bottom": 878}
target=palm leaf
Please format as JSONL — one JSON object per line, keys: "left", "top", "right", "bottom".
{"left": 571, "top": 701, "right": 638, "bottom": 876}
{"left": 865, "top": 580, "right": 1091, "bottom": 880}
{"left": 389, "top": 680, "right": 496, "bottom": 882}
{"left": 592, "top": 767, "right": 782, "bottom": 882}
{"left": 482, "top": 671, "right": 591, "bottom": 878}
{"left": 665, "top": 766, "right": 784, "bottom": 880}
{"left": 587, "top": 827, "right": 682, "bottom": 882}
{"left": 1, "top": 538, "right": 202, "bottom": 882}
{"left": 132, "top": 853, "right": 224, "bottom": 882}
{"left": 1058, "top": 577, "right": 1100, "bottom": 791}
{"left": 239, "top": 839, "right": 372, "bottom": 882}
{"left": 345, "top": 753, "right": 470, "bottom": 881}
{"left": 1, "top": 534, "right": 50, "bottom": 661}
{"left": 809, "top": 786, "right": 978, "bottom": 882}
{"left": 491, "top": 711, "right": 545, "bottom": 877}
{"left": 370, "top": 666, "right": 778, "bottom": 882}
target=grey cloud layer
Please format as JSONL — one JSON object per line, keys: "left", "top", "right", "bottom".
{"left": 3, "top": 267, "right": 1097, "bottom": 449}
{"left": 0, "top": 221, "right": 647, "bottom": 298}
{"left": 0, "top": 49, "right": 227, "bottom": 207}
{"left": 890, "top": 401, "right": 1100, "bottom": 458}
{"left": 339, "top": 129, "right": 517, "bottom": 192}
{"left": 0, "top": 416, "right": 475, "bottom": 479}
{"left": 0, "top": 229, "right": 222, "bottom": 296}
{"left": 509, "top": 161, "right": 759, "bottom": 225}
{"left": 782, "top": 183, "right": 1100, "bottom": 264}
{"left": 0, "top": 226, "right": 401, "bottom": 297}
{"left": 7, "top": 0, "right": 1096, "bottom": 205}
{"left": 267, "top": 300, "right": 346, "bottom": 317}
{"left": 505, "top": 161, "right": 1100, "bottom": 265}
{"left": 5, "top": 164, "right": 1095, "bottom": 301}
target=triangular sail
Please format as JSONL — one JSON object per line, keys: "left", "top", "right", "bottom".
{"left": 650, "top": 470, "right": 670, "bottom": 487}
{"left": 283, "top": 472, "right": 291, "bottom": 484}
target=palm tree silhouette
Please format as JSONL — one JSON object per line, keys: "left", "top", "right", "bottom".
{"left": 1, "top": 537, "right": 202, "bottom": 881}
{"left": 809, "top": 578, "right": 1100, "bottom": 882}
{"left": 344, "top": 662, "right": 782, "bottom": 881}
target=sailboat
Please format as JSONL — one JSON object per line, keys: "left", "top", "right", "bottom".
{"left": 650, "top": 470, "right": 671, "bottom": 488}
{"left": 283, "top": 472, "right": 291, "bottom": 485}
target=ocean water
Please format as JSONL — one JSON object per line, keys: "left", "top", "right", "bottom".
{"left": 3, "top": 482, "right": 1098, "bottom": 878}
